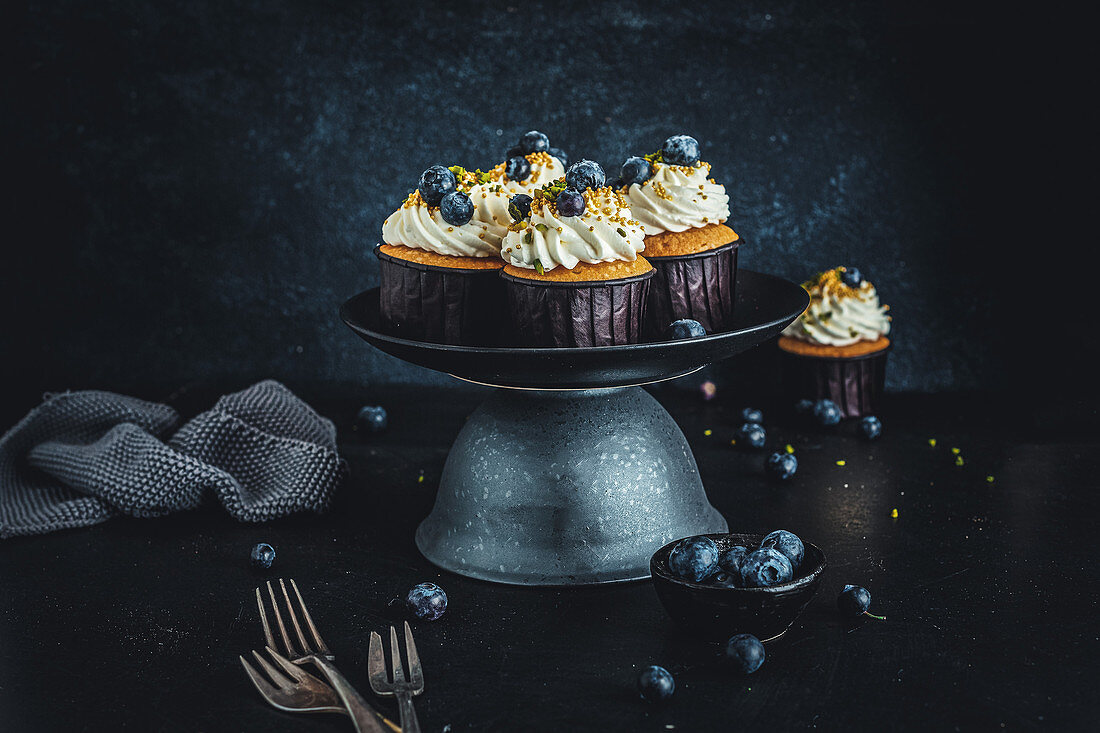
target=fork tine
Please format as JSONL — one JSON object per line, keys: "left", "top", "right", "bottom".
{"left": 404, "top": 621, "right": 424, "bottom": 690}
{"left": 255, "top": 588, "right": 277, "bottom": 652}
{"left": 289, "top": 578, "right": 331, "bottom": 656}
{"left": 250, "top": 649, "right": 294, "bottom": 689}
{"left": 265, "top": 646, "right": 307, "bottom": 682}
{"left": 367, "top": 631, "right": 390, "bottom": 691}
{"left": 265, "top": 581, "right": 298, "bottom": 657}
{"left": 240, "top": 654, "right": 282, "bottom": 700}
{"left": 388, "top": 626, "right": 406, "bottom": 684}
{"left": 279, "top": 578, "right": 314, "bottom": 655}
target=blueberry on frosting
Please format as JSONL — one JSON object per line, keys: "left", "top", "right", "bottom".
{"left": 505, "top": 155, "right": 531, "bottom": 182}
{"left": 548, "top": 146, "right": 568, "bottom": 166}
{"left": 439, "top": 191, "right": 474, "bottom": 226}
{"left": 840, "top": 266, "right": 864, "bottom": 288}
{"left": 565, "top": 160, "right": 605, "bottom": 191}
{"left": 418, "top": 165, "right": 457, "bottom": 206}
{"left": 508, "top": 193, "right": 533, "bottom": 221}
{"left": 556, "top": 189, "right": 585, "bottom": 217}
{"left": 661, "top": 134, "right": 701, "bottom": 166}
{"left": 620, "top": 156, "right": 653, "bottom": 185}
{"left": 519, "top": 130, "right": 550, "bottom": 154}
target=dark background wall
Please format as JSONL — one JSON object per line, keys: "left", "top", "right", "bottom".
{"left": 2, "top": 1, "right": 1051, "bottom": 406}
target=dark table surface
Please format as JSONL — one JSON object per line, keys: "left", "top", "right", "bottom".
{"left": 1, "top": 382, "right": 1096, "bottom": 732}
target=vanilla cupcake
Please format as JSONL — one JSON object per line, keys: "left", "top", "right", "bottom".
{"left": 616, "top": 135, "right": 740, "bottom": 339}
{"left": 377, "top": 165, "right": 509, "bottom": 345}
{"left": 499, "top": 160, "right": 653, "bottom": 347}
{"left": 778, "top": 267, "right": 892, "bottom": 417}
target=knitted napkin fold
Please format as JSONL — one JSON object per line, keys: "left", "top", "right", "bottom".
{"left": 0, "top": 380, "right": 343, "bottom": 538}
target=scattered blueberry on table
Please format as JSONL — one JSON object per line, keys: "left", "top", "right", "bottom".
{"left": 417, "top": 165, "right": 457, "bottom": 206}
{"left": 556, "top": 189, "right": 586, "bottom": 217}
{"left": 724, "top": 634, "right": 766, "bottom": 674}
{"left": 739, "top": 547, "right": 793, "bottom": 587}
{"left": 661, "top": 134, "right": 701, "bottom": 165}
{"left": 407, "top": 582, "right": 448, "bottom": 621}
{"left": 840, "top": 266, "right": 864, "bottom": 288}
{"left": 666, "top": 319, "right": 706, "bottom": 340}
{"left": 668, "top": 535, "right": 720, "bottom": 582}
{"left": 565, "top": 159, "right": 606, "bottom": 191}
{"left": 718, "top": 545, "right": 748, "bottom": 576}
{"left": 357, "top": 405, "right": 388, "bottom": 432}
{"left": 439, "top": 191, "right": 474, "bottom": 225}
{"left": 740, "top": 407, "right": 764, "bottom": 424}
{"left": 794, "top": 398, "right": 814, "bottom": 415}
{"left": 505, "top": 155, "right": 531, "bottom": 182}
{"left": 812, "top": 399, "right": 843, "bottom": 426}
{"left": 837, "top": 585, "right": 886, "bottom": 621}
{"left": 250, "top": 543, "right": 275, "bottom": 570}
{"left": 765, "top": 451, "right": 798, "bottom": 481}
{"left": 736, "top": 422, "right": 766, "bottom": 449}
{"left": 620, "top": 156, "right": 652, "bottom": 185}
{"left": 759, "top": 530, "right": 804, "bottom": 570}
{"left": 519, "top": 130, "right": 550, "bottom": 154}
{"left": 637, "top": 665, "right": 675, "bottom": 702}
{"left": 859, "top": 416, "right": 883, "bottom": 440}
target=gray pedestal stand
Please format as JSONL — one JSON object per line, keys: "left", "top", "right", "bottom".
{"left": 414, "top": 386, "right": 729, "bottom": 586}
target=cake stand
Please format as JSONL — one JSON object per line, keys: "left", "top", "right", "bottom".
{"left": 340, "top": 269, "right": 808, "bottom": 586}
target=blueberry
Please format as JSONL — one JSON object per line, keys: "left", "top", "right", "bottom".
{"left": 739, "top": 547, "right": 793, "bottom": 587}
{"left": 840, "top": 267, "right": 864, "bottom": 288}
{"left": 505, "top": 144, "right": 524, "bottom": 160}
{"left": 519, "top": 130, "right": 550, "bottom": 154}
{"left": 717, "top": 545, "right": 748, "bottom": 575}
{"left": 760, "top": 530, "right": 804, "bottom": 570}
{"left": 250, "top": 543, "right": 275, "bottom": 570}
{"left": 548, "top": 146, "right": 568, "bottom": 166}
{"left": 736, "top": 422, "right": 766, "bottom": 449}
{"left": 859, "top": 416, "right": 883, "bottom": 440}
{"left": 637, "top": 665, "right": 675, "bottom": 702}
{"left": 812, "top": 399, "right": 843, "bottom": 426}
{"left": 357, "top": 405, "right": 388, "bottom": 432}
{"left": 620, "top": 156, "right": 652, "bottom": 185}
{"left": 606, "top": 176, "right": 625, "bottom": 190}
{"left": 666, "top": 319, "right": 706, "bottom": 340}
{"left": 837, "top": 584, "right": 884, "bottom": 620}
{"left": 505, "top": 155, "right": 531, "bottom": 182}
{"left": 508, "top": 193, "right": 533, "bottom": 221}
{"left": 555, "top": 189, "right": 585, "bottom": 217}
{"left": 406, "top": 582, "right": 448, "bottom": 621}
{"left": 668, "top": 535, "right": 720, "bottom": 582}
{"left": 709, "top": 572, "right": 740, "bottom": 588}
{"left": 765, "top": 452, "right": 798, "bottom": 481}
{"left": 661, "top": 135, "right": 701, "bottom": 165}
{"left": 740, "top": 407, "right": 764, "bottom": 424}
{"left": 565, "top": 159, "right": 605, "bottom": 191}
{"left": 418, "top": 165, "right": 457, "bottom": 207}
{"left": 439, "top": 191, "right": 474, "bottom": 226}
{"left": 794, "top": 399, "right": 814, "bottom": 414}
{"left": 724, "top": 634, "right": 765, "bottom": 674}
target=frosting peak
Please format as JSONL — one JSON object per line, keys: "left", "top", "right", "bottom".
{"left": 782, "top": 268, "right": 891, "bottom": 346}
{"left": 622, "top": 160, "right": 729, "bottom": 234}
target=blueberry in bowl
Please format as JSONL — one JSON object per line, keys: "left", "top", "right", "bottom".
{"left": 650, "top": 532, "right": 827, "bottom": 640}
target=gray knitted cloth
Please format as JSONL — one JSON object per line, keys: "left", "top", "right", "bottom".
{"left": 0, "top": 380, "right": 343, "bottom": 538}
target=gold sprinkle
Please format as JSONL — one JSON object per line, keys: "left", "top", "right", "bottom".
{"left": 891, "top": 508, "right": 899, "bottom": 518}
{"left": 785, "top": 444, "right": 794, "bottom": 454}
{"left": 836, "top": 460, "right": 846, "bottom": 466}
{"left": 928, "top": 438, "right": 937, "bottom": 448}
{"left": 704, "top": 429, "right": 712, "bottom": 436}
{"left": 951, "top": 447, "right": 961, "bottom": 455}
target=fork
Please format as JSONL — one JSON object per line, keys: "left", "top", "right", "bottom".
{"left": 256, "top": 579, "right": 393, "bottom": 733}
{"left": 368, "top": 622, "right": 425, "bottom": 733}
{"left": 240, "top": 646, "right": 347, "bottom": 715}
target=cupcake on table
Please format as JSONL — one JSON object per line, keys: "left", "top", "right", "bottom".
{"left": 500, "top": 159, "right": 654, "bottom": 347}
{"left": 377, "top": 163, "right": 509, "bottom": 345}
{"left": 778, "top": 266, "right": 892, "bottom": 418}
{"left": 614, "top": 135, "right": 740, "bottom": 338}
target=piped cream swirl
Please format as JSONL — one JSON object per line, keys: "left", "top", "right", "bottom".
{"left": 501, "top": 186, "right": 645, "bottom": 270}
{"left": 623, "top": 161, "right": 730, "bottom": 234}
{"left": 490, "top": 152, "right": 567, "bottom": 193}
{"left": 782, "top": 268, "right": 892, "bottom": 346}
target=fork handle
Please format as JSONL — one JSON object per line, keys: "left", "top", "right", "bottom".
{"left": 395, "top": 690, "right": 421, "bottom": 733}
{"left": 308, "top": 656, "right": 391, "bottom": 733}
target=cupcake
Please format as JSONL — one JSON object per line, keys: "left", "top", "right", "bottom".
{"left": 377, "top": 164, "right": 510, "bottom": 345}
{"left": 777, "top": 267, "right": 892, "bottom": 417}
{"left": 499, "top": 160, "right": 654, "bottom": 347}
{"left": 493, "top": 129, "right": 569, "bottom": 194}
{"left": 617, "top": 135, "right": 740, "bottom": 339}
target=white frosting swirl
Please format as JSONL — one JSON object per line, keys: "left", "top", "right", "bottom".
{"left": 782, "top": 269, "right": 891, "bottom": 346}
{"left": 381, "top": 175, "right": 512, "bottom": 258}
{"left": 501, "top": 187, "right": 645, "bottom": 270}
{"left": 623, "top": 161, "right": 730, "bottom": 234}
{"left": 496, "top": 152, "right": 567, "bottom": 193}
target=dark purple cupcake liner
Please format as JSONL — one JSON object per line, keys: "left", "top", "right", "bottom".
{"left": 644, "top": 240, "right": 740, "bottom": 339}
{"left": 780, "top": 344, "right": 890, "bottom": 418}
{"left": 502, "top": 268, "right": 654, "bottom": 347}
{"left": 375, "top": 245, "right": 505, "bottom": 346}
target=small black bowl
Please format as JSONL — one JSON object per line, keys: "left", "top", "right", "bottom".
{"left": 650, "top": 533, "right": 827, "bottom": 641}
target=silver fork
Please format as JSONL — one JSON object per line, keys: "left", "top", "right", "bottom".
{"left": 368, "top": 622, "right": 424, "bottom": 733}
{"left": 256, "top": 579, "right": 393, "bottom": 733}
{"left": 240, "top": 646, "right": 346, "bottom": 715}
